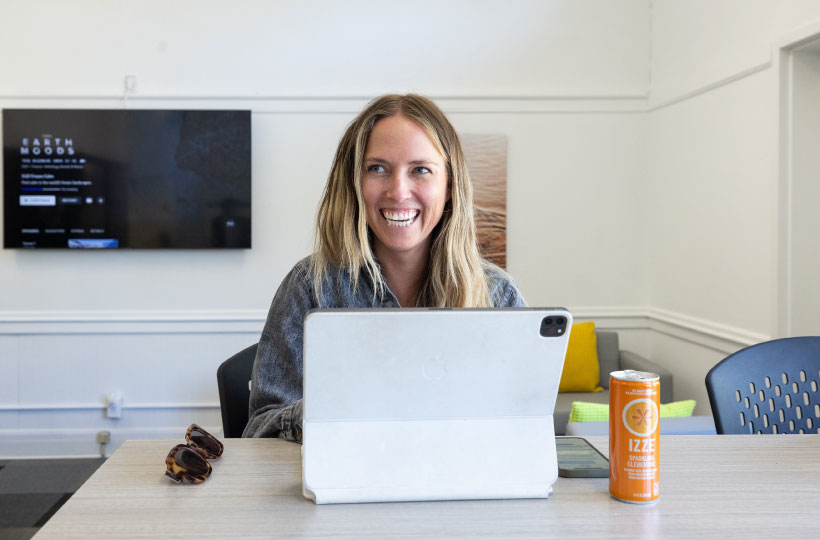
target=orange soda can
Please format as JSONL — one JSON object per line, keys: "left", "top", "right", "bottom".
{"left": 609, "top": 370, "right": 660, "bottom": 504}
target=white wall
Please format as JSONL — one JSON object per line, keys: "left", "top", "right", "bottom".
{"left": 647, "top": 0, "right": 820, "bottom": 413}
{"left": 649, "top": 0, "right": 820, "bottom": 108}
{"left": 0, "top": 1, "right": 649, "bottom": 99}
{"left": 0, "top": 0, "right": 652, "bottom": 456}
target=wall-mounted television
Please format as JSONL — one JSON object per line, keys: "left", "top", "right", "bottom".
{"left": 2, "top": 109, "right": 251, "bottom": 249}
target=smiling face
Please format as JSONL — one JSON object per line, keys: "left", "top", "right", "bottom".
{"left": 361, "top": 114, "right": 450, "bottom": 264}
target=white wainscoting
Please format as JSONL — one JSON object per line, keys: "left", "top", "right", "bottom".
{"left": 0, "top": 312, "right": 264, "bottom": 458}
{"left": 0, "top": 307, "right": 767, "bottom": 457}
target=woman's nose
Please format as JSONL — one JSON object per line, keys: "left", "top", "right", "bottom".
{"left": 385, "top": 172, "right": 411, "bottom": 201}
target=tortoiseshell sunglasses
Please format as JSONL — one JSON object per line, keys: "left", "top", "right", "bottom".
{"left": 164, "top": 424, "right": 224, "bottom": 484}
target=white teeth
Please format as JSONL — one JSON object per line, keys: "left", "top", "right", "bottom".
{"left": 381, "top": 209, "right": 419, "bottom": 227}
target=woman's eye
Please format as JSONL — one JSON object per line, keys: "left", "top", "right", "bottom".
{"left": 412, "top": 166, "right": 431, "bottom": 175}
{"left": 366, "top": 164, "right": 385, "bottom": 173}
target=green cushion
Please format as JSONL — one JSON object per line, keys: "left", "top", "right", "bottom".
{"left": 569, "top": 400, "right": 696, "bottom": 423}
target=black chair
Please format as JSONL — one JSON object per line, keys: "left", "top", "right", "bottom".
{"left": 706, "top": 337, "right": 820, "bottom": 434}
{"left": 216, "top": 343, "right": 258, "bottom": 438}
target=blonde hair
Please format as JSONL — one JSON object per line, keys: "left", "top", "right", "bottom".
{"left": 312, "top": 94, "right": 492, "bottom": 307}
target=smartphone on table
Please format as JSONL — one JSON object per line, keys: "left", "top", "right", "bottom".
{"left": 556, "top": 436, "right": 609, "bottom": 478}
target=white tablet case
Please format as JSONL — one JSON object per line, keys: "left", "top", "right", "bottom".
{"left": 301, "top": 308, "right": 572, "bottom": 504}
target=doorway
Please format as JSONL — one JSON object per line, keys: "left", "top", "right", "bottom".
{"left": 779, "top": 35, "right": 820, "bottom": 336}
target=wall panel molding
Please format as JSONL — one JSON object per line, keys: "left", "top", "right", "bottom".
{"left": 647, "top": 308, "right": 769, "bottom": 355}
{"left": 648, "top": 60, "right": 772, "bottom": 112}
{"left": 0, "top": 94, "right": 648, "bottom": 114}
{"left": 0, "top": 425, "right": 221, "bottom": 459}
{"left": 571, "top": 306, "right": 768, "bottom": 354}
{"left": 0, "top": 401, "right": 217, "bottom": 411}
{"left": 1, "top": 306, "right": 768, "bottom": 350}
{"left": 0, "top": 309, "right": 266, "bottom": 334}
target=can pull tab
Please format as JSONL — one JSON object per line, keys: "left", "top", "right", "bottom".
{"left": 624, "top": 369, "right": 641, "bottom": 380}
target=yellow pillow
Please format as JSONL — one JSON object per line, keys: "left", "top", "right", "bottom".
{"left": 568, "top": 400, "right": 697, "bottom": 423}
{"left": 559, "top": 321, "right": 603, "bottom": 393}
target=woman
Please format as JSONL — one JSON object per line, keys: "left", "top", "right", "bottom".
{"left": 243, "top": 94, "right": 525, "bottom": 440}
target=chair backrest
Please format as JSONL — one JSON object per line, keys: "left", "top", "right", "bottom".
{"left": 216, "top": 343, "right": 258, "bottom": 438}
{"left": 706, "top": 337, "right": 820, "bottom": 434}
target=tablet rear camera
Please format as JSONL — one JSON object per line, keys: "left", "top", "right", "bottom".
{"left": 540, "top": 315, "right": 568, "bottom": 337}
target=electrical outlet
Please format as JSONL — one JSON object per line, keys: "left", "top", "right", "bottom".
{"left": 106, "top": 393, "right": 123, "bottom": 419}
{"left": 124, "top": 75, "right": 137, "bottom": 93}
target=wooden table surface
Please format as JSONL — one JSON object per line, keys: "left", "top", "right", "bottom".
{"left": 33, "top": 435, "right": 820, "bottom": 539}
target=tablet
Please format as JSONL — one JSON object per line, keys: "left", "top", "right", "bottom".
{"left": 302, "top": 307, "right": 573, "bottom": 504}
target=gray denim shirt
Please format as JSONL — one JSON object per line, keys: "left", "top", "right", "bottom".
{"left": 242, "top": 255, "right": 525, "bottom": 441}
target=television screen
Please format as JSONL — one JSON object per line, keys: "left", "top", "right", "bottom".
{"left": 2, "top": 109, "right": 251, "bottom": 249}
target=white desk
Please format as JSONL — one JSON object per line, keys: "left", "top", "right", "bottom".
{"left": 33, "top": 435, "right": 820, "bottom": 539}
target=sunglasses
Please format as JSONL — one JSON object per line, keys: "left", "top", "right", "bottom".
{"left": 165, "top": 424, "right": 224, "bottom": 484}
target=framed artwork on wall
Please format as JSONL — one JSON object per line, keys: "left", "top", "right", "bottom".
{"left": 462, "top": 134, "right": 507, "bottom": 268}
